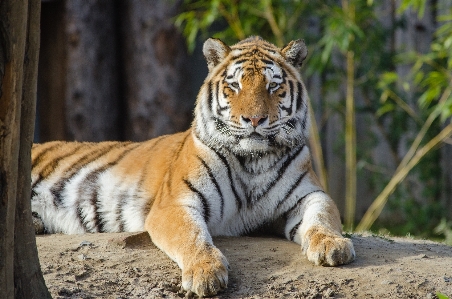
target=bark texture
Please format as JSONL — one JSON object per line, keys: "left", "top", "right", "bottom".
{"left": 65, "top": 0, "right": 120, "bottom": 141}
{"left": 119, "top": 0, "right": 193, "bottom": 141}
{"left": 0, "top": 1, "right": 27, "bottom": 297}
{"left": 37, "top": 0, "right": 193, "bottom": 143}
{"left": 0, "top": 0, "right": 51, "bottom": 298}
{"left": 37, "top": 0, "right": 66, "bottom": 141}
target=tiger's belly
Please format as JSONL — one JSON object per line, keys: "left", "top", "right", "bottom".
{"left": 31, "top": 167, "right": 150, "bottom": 234}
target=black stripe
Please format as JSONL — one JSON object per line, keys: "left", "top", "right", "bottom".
{"left": 135, "top": 137, "right": 170, "bottom": 223}
{"left": 116, "top": 191, "right": 128, "bottom": 232}
{"left": 218, "top": 152, "right": 243, "bottom": 210}
{"left": 78, "top": 143, "right": 141, "bottom": 232}
{"left": 280, "top": 81, "right": 294, "bottom": 115}
{"left": 289, "top": 220, "right": 302, "bottom": 241}
{"left": 207, "top": 82, "right": 213, "bottom": 112}
{"left": 286, "top": 118, "right": 296, "bottom": 129}
{"left": 77, "top": 206, "right": 84, "bottom": 231}
{"left": 197, "top": 156, "right": 224, "bottom": 219}
{"left": 296, "top": 82, "right": 303, "bottom": 112}
{"left": 280, "top": 61, "right": 299, "bottom": 79}
{"left": 216, "top": 81, "right": 229, "bottom": 115}
{"left": 255, "top": 52, "right": 281, "bottom": 64}
{"left": 195, "top": 103, "right": 211, "bottom": 138}
{"left": 281, "top": 69, "right": 288, "bottom": 81}
{"left": 233, "top": 59, "right": 247, "bottom": 65}
{"left": 249, "top": 145, "right": 305, "bottom": 207}
{"left": 174, "top": 133, "right": 190, "bottom": 160}
{"left": 210, "top": 149, "right": 242, "bottom": 210}
{"left": 265, "top": 123, "right": 281, "bottom": 131}
{"left": 184, "top": 179, "right": 210, "bottom": 223}
{"left": 276, "top": 171, "right": 310, "bottom": 209}
{"left": 259, "top": 46, "right": 277, "bottom": 54}
{"left": 284, "top": 190, "right": 326, "bottom": 218}
{"left": 289, "top": 81, "right": 295, "bottom": 113}
{"left": 278, "top": 91, "right": 286, "bottom": 98}
{"left": 232, "top": 46, "right": 277, "bottom": 54}
{"left": 50, "top": 143, "right": 122, "bottom": 207}
{"left": 68, "top": 143, "right": 130, "bottom": 173}
{"left": 32, "top": 144, "right": 84, "bottom": 191}
{"left": 32, "top": 143, "right": 62, "bottom": 168}
{"left": 91, "top": 188, "right": 103, "bottom": 232}
{"left": 108, "top": 135, "right": 171, "bottom": 232}
{"left": 261, "top": 59, "right": 274, "bottom": 65}
{"left": 236, "top": 155, "right": 248, "bottom": 173}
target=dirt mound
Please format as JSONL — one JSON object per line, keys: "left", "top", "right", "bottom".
{"left": 36, "top": 232, "right": 452, "bottom": 298}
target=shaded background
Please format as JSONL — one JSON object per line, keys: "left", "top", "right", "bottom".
{"left": 35, "top": 0, "right": 452, "bottom": 240}
{"left": 37, "top": 0, "right": 201, "bottom": 143}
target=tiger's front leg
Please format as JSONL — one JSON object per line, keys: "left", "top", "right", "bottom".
{"left": 145, "top": 201, "right": 228, "bottom": 297}
{"left": 286, "top": 191, "right": 355, "bottom": 266}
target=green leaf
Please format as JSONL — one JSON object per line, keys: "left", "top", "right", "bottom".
{"left": 376, "top": 103, "right": 396, "bottom": 117}
{"left": 381, "top": 72, "right": 399, "bottom": 84}
{"left": 436, "top": 292, "right": 450, "bottom": 299}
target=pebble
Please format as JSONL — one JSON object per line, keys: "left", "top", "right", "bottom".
{"left": 324, "top": 288, "right": 335, "bottom": 297}
{"left": 77, "top": 254, "right": 87, "bottom": 260}
{"left": 80, "top": 241, "right": 93, "bottom": 247}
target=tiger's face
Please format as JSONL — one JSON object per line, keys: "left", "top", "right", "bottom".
{"left": 194, "top": 36, "right": 309, "bottom": 157}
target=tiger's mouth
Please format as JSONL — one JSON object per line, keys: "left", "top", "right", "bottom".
{"left": 247, "top": 132, "right": 266, "bottom": 141}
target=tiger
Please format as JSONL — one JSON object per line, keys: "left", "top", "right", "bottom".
{"left": 31, "top": 36, "right": 355, "bottom": 297}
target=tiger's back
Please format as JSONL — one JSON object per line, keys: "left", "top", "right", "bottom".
{"left": 31, "top": 131, "right": 189, "bottom": 234}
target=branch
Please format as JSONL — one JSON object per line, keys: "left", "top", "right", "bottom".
{"left": 395, "top": 81, "right": 452, "bottom": 174}
{"left": 356, "top": 122, "right": 452, "bottom": 231}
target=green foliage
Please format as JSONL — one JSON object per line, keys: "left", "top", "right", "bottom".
{"left": 398, "top": 0, "right": 427, "bottom": 18}
{"left": 176, "top": 0, "right": 452, "bottom": 240}
{"left": 434, "top": 219, "right": 452, "bottom": 246}
{"left": 175, "top": 0, "right": 319, "bottom": 51}
{"left": 437, "top": 292, "right": 451, "bottom": 299}
{"left": 379, "top": 7, "right": 452, "bottom": 121}
{"left": 362, "top": 4, "right": 452, "bottom": 234}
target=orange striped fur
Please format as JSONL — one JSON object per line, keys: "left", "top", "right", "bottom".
{"left": 31, "top": 37, "right": 354, "bottom": 297}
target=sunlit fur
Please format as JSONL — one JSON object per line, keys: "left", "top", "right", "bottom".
{"left": 31, "top": 36, "right": 354, "bottom": 297}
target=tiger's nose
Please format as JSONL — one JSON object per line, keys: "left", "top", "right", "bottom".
{"left": 242, "top": 115, "right": 268, "bottom": 127}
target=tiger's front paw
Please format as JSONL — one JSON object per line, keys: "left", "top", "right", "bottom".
{"left": 182, "top": 245, "right": 229, "bottom": 297}
{"left": 303, "top": 226, "right": 355, "bottom": 266}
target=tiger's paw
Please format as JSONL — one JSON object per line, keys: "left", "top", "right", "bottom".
{"left": 181, "top": 245, "right": 229, "bottom": 297}
{"left": 303, "top": 226, "right": 355, "bottom": 266}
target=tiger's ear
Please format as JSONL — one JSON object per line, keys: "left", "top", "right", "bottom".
{"left": 281, "top": 39, "right": 308, "bottom": 68}
{"left": 203, "top": 38, "right": 231, "bottom": 72}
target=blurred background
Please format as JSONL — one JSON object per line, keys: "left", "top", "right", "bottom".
{"left": 36, "top": 0, "right": 452, "bottom": 243}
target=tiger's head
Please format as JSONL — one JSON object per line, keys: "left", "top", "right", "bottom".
{"left": 194, "top": 36, "right": 309, "bottom": 157}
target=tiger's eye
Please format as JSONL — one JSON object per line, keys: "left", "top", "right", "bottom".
{"left": 230, "top": 82, "right": 240, "bottom": 89}
{"left": 269, "top": 82, "right": 278, "bottom": 89}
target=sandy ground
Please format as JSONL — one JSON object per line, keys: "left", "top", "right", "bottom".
{"left": 36, "top": 232, "right": 452, "bottom": 299}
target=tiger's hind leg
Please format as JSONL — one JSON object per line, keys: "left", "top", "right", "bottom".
{"left": 32, "top": 212, "right": 46, "bottom": 234}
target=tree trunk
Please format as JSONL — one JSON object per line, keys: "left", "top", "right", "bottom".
{"left": 119, "top": 0, "right": 193, "bottom": 141}
{"left": 0, "top": 1, "right": 51, "bottom": 298}
{"left": 37, "top": 0, "right": 66, "bottom": 141}
{"left": 65, "top": 0, "right": 120, "bottom": 141}
{"left": 0, "top": 1, "right": 27, "bottom": 297}
{"left": 38, "top": 0, "right": 120, "bottom": 142}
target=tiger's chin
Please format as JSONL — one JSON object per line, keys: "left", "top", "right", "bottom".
{"left": 230, "top": 135, "right": 286, "bottom": 158}
{"left": 236, "top": 139, "right": 270, "bottom": 157}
